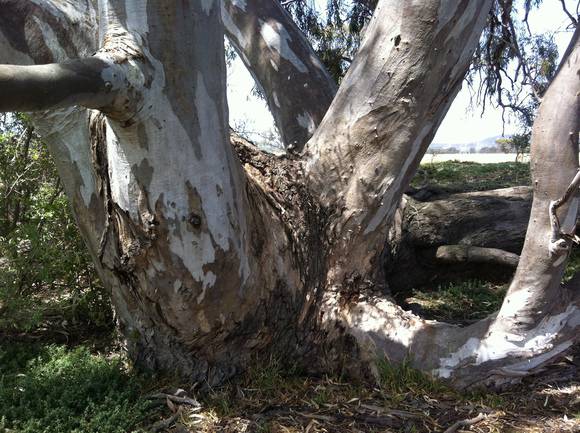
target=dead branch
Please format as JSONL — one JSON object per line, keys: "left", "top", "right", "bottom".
{"left": 435, "top": 245, "right": 520, "bottom": 268}
{"left": 443, "top": 412, "right": 486, "bottom": 433}
{"left": 147, "top": 393, "right": 201, "bottom": 408}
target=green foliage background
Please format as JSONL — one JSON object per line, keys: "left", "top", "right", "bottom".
{"left": 0, "top": 114, "right": 112, "bottom": 332}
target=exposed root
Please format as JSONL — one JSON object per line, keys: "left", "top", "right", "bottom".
{"left": 326, "top": 279, "right": 580, "bottom": 391}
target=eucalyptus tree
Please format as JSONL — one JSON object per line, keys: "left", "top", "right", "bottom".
{"left": 0, "top": 0, "right": 578, "bottom": 389}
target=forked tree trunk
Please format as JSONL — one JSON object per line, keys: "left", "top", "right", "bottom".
{"left": 0, "top": 0, "right": 578, "bottom": 390}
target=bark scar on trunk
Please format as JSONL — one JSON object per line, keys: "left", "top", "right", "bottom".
{"left": 549, "top": 168, "right": 580, "bottom": 258}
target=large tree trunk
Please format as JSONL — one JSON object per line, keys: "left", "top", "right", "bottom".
{"left": 1, "top": 0, "right": 578, "bottom": 390}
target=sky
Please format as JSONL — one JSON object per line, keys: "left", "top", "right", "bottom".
{"left": 226, "top": 0, "right": 577, "bottom": 147}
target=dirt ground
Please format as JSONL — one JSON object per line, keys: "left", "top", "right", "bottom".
{"left": 149, "top": 346, "right": 580, "bottom": 433}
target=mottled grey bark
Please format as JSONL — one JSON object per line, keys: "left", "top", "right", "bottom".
{"left": 222, "top": 0, "right": 337, "bottom": 151}
{"left": 0, "top": 0, "right": 302, "bottom": 383}
{"left": 0, "top": 0, "right": 97, "bottom": 62}
{"left": 0, "top": 0, "right": 578, "bottom": 391}
{"left": 328, "top": 26, "right": 580, "bottom": 389}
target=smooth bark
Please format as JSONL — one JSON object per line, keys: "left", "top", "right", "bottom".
{"left": 304, "top": 0, "right": 494, "bottom": 289}
{"left": 0, "top": 59, "right": 124, "bottom": 112}
{"left": 330, "top": 27, "right": 580, "bottom": 389}
{"left": 0, "top": 0, "right": 97, "bottom": 63}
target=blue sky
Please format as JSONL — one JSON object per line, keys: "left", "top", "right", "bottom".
{"left": 227, "top": 0, "right": 577, "bottom": 147}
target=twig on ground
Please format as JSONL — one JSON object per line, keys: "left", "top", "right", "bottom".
{"left": 148, "top": 407, "right": 182, "bottom": 433}
{"left": 443, "top": 412, "right": 486, "bottom": 433}
{"left": 148, "top": 392, "right": 201, "bottom": 408}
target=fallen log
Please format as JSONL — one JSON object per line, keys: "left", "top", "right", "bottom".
{"left": 386, "top": 186, "right": 533, "bottom": 292}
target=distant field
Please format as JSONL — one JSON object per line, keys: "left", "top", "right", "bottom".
{"left": 412, "top": 159, "right": 531, "bottom": 191}
{"left": 421, "top": 153, "right": 527, "bottom": 164}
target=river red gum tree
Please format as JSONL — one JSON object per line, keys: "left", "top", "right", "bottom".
{"left": 0, "top": 0, "right": 578, "bottom": 389}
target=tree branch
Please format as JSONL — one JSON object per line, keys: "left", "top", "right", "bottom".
{"left": 0, "top": 58, "right": 124, "bottom": 112}
{"left": 304, "top": 0, "right": 494, "bottom": 285}
{"left": 443, "top": 413, "right": 487, "bottom": 433}
{"left": 549, "top": 167, "right": 580, "bottom": 256}
{"left": 559, "top": 0, "right": 578, "bottom": 27}
{"left": 222, "top": 0, "right": 337, "bottom": 151}
{"left": 435, "top": 245, "right": 520, "bottom": 268}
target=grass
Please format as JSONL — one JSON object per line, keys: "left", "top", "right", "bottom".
{"left": 377, "top": 358, "right": 450, "bottom": 396}
{"left": 564, "top": 249, "right": 580, "bottom": 283}
{"left": 408, "top": 160, "right": 577, "bottom": 324}
{"left": 404, "top": 260, "right": 580, "bottom": 324}
{"left": 0, "top": 342, "right": 156, "bottom": 433}
{"left": 189, "top": 355, "right": 579, "bottom": 432}
{"left": 402, "top": 279, "right": 507, "bottom": 323}
{"left": 0, "top": 341, "right": 576, "bottom": 433}
{"left": 412, "top": 160, "right": 531, "bottom": 191}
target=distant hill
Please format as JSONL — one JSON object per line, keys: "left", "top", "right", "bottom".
{"left": 429, "top": 135, "right": 507, "bottom": 153}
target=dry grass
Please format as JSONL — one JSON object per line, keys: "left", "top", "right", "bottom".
{"left": 147, "top": 350, "right": 580, "bottom": 433}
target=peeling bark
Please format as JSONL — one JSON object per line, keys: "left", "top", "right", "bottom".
{"left": 0, "top": 0, "right": 304, "bottom": 383}
{"left": 89, "top": 0, "right": 305, "bottom": 382}
{"left": 324, "top": 26, "right": 580, "bottom": 390}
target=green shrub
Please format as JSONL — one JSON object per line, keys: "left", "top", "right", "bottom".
{"left": 0, "top": 114, "right": 112, "bottom": 332}
{"left": 0, "top": 343, "right": 152, "bottom": 433}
